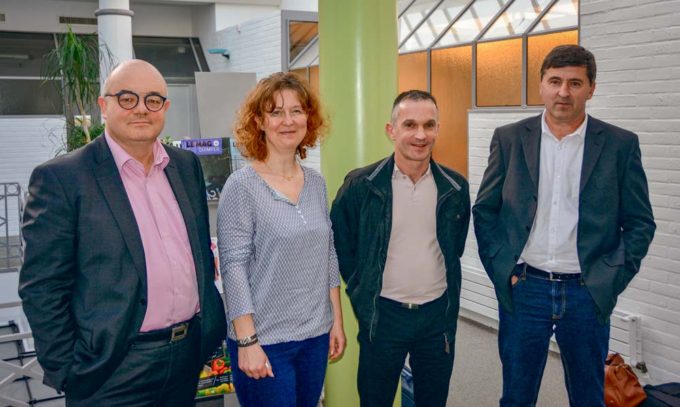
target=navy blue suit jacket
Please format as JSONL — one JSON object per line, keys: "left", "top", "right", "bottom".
{"left": 473, "top": 114, "right": 655, "bottom": 323}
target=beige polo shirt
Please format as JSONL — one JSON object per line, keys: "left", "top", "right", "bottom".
{"left": 380, "top": 164, "right": 447, "bottom": 304}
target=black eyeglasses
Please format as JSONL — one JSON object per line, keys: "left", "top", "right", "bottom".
{"left": 104, "top": 90, "right": 168, "bottom": 112}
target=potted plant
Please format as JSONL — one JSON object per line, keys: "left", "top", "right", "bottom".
{"left": 42, "top": 25, "right": 112, "bottom": 151}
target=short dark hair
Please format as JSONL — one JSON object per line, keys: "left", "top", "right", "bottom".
{"left": 391, "top": 90, "right": 438, "bottom": 123}
{"left": 540, "top": 45, "right": 597, "bottom": 84}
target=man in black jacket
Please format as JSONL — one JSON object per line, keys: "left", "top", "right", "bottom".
{"left": 330, "top": 90, "right": 470, "bottom": 407}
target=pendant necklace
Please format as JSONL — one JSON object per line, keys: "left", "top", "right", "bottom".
{"left": 263, "top": 161, "right": 298, "bottom": 181}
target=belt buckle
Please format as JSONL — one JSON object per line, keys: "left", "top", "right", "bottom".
{"left": 548, "top": 271, "right": 558, "bottom": 281}
{"left": 171, "top": 323, "right": 188, "bottom": 342}
{"left": 403, "top": 303, "right": 419, "bottom": 310}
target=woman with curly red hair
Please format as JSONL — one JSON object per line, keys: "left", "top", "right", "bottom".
{"left": 216, "top": 72, "right": 345, "bottom": 407}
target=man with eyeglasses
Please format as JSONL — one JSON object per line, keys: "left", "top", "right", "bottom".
{"left": 19, "top": 59, "right": 227, "bottom": 405}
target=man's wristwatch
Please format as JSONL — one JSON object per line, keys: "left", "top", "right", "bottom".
{"left": 236, "top": 333, "right": 259, "bottom": 347}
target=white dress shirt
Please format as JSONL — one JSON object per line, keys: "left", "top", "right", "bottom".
{"left": 520, "top": 112, "right": 588, "bottom": 274}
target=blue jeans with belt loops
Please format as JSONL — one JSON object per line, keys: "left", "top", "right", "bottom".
{"left": 498, "top": 266, "right": 610, "bottom": 407}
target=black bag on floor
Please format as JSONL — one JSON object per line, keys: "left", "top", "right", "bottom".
{"left": 641, "top": 383, "right": 680, "bottom": 407}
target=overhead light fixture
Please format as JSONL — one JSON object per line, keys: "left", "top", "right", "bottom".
{"left": 0, "top": 54, "right": 30, "bottom": 60}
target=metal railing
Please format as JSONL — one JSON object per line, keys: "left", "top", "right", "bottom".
{"left": 0, "top": 183, "right": 23, "bottom": 273}
{"left": 0, "top": 302, "right": 47, "bottom": 407}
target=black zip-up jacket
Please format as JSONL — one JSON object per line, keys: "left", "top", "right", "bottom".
{"left": 330, "top": 155, "right": 470, "bottom": 341}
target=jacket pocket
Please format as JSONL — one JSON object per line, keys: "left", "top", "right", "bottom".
{"left": 603, "top": 248, "right": 626, "bottom": 267}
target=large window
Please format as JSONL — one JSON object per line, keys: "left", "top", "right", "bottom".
{"left": 284, "top": 0, "right": 579, "bottom": 176}
{"left": 397, "top": 0, "right": 579, "bottom": 176}
{"left": 133, "top": 36, "right": 207, "bottom": 83}
{"left": 398, "top": 0, "right": 579, "bottom": 108}
{"left": 0, "top": 31, "right": 208, "bottom": 116}
{"left": 282, "top": 11, "right": 318, "bottom": 73}
{"left": 0, "top": 32, "right": 62, "bottom": 115}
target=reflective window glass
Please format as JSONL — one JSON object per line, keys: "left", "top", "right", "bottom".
{"left": 0, "top": 79, "right": 63, "bottom": 115}
{"left": 290, "top": 37, "right": 318, "bottom": 70}
{"left": 0, "top": 32, "right": 55, "bottom": 77}
{"left": 531, "top": 0, "right": 579, "bottom": 33}
{"left": 401, "top": 0, "right": 470, "bottom": 52}
{"left": 399, "top": 0, "right": 440, "bottom": 44}
{"left": 399, "top": 0, "right": 416, "bottom": 16}
{"left": 431, "top": 46, "right": 472, "bottom": 176}
{"left": 527, "top": 30, "right": 578, "bottom": 105}
{"left": 398, "top": 52, "right": 428, "bottom": 93}
{"left": 133, "top": 37, "right": 200, "bottom": 79}
{"left": 191, "top": 39, "right": 210, "bottom": 72}
{"left": 291, "top": 68, "right": 308, "bottom": 81}
{"left": 435, "top": 0, "right": 510, "bottom": 47}
{"left": 477, "top": 38, "right": 522, "bottom": 106}
{"left": 309, "top": 65, "right": 320, "bottom": 95}
{"left": 289, "top": 21, "right": 318, "bottom": 63}
{"left": 483, "top": 0, "right": 553, "bottom": 40}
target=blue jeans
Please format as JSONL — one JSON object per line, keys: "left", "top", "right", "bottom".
{"left": 498, "top": 266, "right": 610, "bottom": 407}
{"left": 227, "top": 334, "right": 329, "bottom": 407}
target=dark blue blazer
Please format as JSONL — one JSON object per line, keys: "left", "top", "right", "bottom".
{"left": 472, "top": 114, "right": 655, "bottom": 323}
{"left": 19, "top": 135, "right": 227, "bottom": 398}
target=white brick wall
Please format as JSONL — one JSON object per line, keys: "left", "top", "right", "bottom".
{"left": 461, "top": 110, "right": 540, "bottom": 323}
{"left": 581, "top": 0, "right": 680, "bottom": 383}
{"left": 201, "top": 11, "right": 283, "bottom": 80}
{"left": 198, "top": 11, "right": 322, "bottom": 171}
{"left": 0, "top": 117, "right": 65, "bottom": 236}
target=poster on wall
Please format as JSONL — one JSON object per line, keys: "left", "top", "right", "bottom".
{"left": 177, "top": 137, "right": 242, "bottom": 202}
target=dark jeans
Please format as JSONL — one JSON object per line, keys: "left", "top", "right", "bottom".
{"left": 358, "top": 294, "right": 454, "bottom": 407}
{"left": 66, "top": 321, "right": 203, "bottom": 407}
{"left": 498, "top": 266, "right": 610, "bottom": 407}
{"left": 228, "top": 333, "right": 329, "bottom": 407}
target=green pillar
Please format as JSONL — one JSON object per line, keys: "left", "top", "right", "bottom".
{"left": 319, "top": 1, "right": 397, "bottom": 406}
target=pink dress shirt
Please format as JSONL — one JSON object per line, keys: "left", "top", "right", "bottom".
{"left": 105, "top": 133, "right": 199, "bottom": 331}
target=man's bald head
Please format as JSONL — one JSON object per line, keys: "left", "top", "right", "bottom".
{"left": 102, "top": 59, "right": 167, "bottom": 96}
{"left": 97, "top": 59, "right": 170, "bottom": 155}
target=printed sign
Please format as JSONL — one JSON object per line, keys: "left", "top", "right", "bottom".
{"left": 181, "top": 138, "right": 222, "bottom": 156}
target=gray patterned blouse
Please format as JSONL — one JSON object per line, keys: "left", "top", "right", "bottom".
{"left": 217, "top": 165, "right": 340, "bottom": 345}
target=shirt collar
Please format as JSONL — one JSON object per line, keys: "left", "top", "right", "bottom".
{"left": 105, "top": 132, "right": 170, "bottom": 172}
{"left": 541, "top": 110, "right": 588, "bottom": 142}
{"left": 393, "top": 163, "right": 432, "bottom": 181}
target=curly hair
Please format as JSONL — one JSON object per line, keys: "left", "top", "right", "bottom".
{"left": 233, "top": 72, "right": 328, "bottom": 161}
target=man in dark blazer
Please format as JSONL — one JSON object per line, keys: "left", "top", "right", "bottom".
{"left": 473, "top": 45, "right": 655, "bottom": 406}
{"left": 19, "top": 60, "right": 227, "bottom": 405}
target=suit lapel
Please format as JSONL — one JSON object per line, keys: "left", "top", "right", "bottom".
{"left": 164, "top": 155, "right": 205, "bottom": 294}
{"left": 521, "top": 116, "right": 542, "bottom": 191}
{"left": 580, "top": 116, "right": 605, "bottom": 192}
{"left": 92, "top": 137, "right": 147, "bottom": 285}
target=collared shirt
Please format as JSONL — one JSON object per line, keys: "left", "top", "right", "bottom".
{"left": 520, "top": 112, "right": 588, "bottom": 274}
{"left": 381, "top": 164, "right": 447, "bottom": 304}
{"left": 217, "top": 165, "right": 340, "bottom": 345}
{"left": 105, "top": 133, "right": 199, "bottom": 331}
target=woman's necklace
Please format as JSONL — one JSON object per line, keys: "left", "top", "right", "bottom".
{"left": 263, "top": 161, "right": 298, "bottom": 181}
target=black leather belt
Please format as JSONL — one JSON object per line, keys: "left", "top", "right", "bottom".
{"left": 135, "top": 316, "right": 196, "bottom": 343}
{"left": 520, "top": 264, "right": 581, "bottom": 281}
